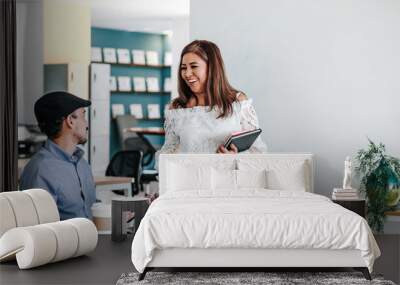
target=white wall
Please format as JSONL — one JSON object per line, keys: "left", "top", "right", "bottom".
{"left": 190, "top": 0, "right": 400, "bottom": 196}
{"left": 171, "top": 17, "right": 190, "bottom": 99}
{"left": 16, "top": 0, "right": 43, "bottom": 125}
{"left": 43, "top": 0, "right": 91, "bottom": 99}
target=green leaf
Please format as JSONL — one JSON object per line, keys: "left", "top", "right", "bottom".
{"left": 354, "top": 139, "right": 400, "bottom": 233}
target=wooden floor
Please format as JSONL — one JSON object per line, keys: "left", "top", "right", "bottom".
{"left": 0, "top": 235, "right": 134, "bottom": 285}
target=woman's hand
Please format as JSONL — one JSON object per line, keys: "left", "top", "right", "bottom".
{"left": 217, "top": 143, "right": 238, "bottom": 154}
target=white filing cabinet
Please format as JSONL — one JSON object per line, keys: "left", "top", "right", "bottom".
{"left": 89, "top": 63, "right": 111, "bottom": 176}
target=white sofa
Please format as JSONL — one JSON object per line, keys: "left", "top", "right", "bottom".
{"left": 0, "top": 189, "right": 98, "bottom": 269}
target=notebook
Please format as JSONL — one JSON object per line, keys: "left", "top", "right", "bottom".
{"left": 223, "top": 128, "right": 262, "bottom": 152}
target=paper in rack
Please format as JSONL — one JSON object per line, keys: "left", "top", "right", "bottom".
{"left": 146, "top": 77, "right": 159, "bottom": 92}
{"left": 117, "top": 76, "right": 132, "bottom": 91}
{"left": 132, "top": 50, "right": 146, "bottom": 65}
{"left": 146, "top": 51, "right": 159, "bottom": 66}
{"left": 147, "top": 104, "right": 161, "bottom": 119}
{"left": 91, "top": 47, "right": 102, "bottom": 62}
{"left": 163, "top": 77, "right": 171, "bottom": 92}
{"left": 133, "top": 77, "right": 146, "bottom": 92}
{"left": 103, "top": 48, "right": 117, "bottom": 63}
{"left": 130, "top": 104, "right": 143, "bottom": 119}
{"left": 117, "top": 48, "right": 131, "bottom": 64}
{"left": 111, "top": 104, "right": 125, "bottom": 119}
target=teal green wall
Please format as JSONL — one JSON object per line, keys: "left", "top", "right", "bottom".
{"left": 91, "top": 27, "right": 171, "bottom": 161}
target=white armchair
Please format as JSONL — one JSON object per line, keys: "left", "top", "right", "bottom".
{"left": 0, "top": 189, "right": 98, "bottom": 269}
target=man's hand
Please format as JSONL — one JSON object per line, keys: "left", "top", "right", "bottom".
{"left": 217, "top": 143, "right": 238, "bottom": 154}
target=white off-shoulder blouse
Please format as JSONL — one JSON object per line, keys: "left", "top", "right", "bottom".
{"left": 157, "top": 96, "right": 268, "bottom": 157}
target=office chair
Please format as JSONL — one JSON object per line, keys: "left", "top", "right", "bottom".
{"left": 124, "top": 136, "right": 157, "bottom": 167}
{"left": 115, "top": 115, "right": 157, "bottom": 167}
{"left": 105, "top": 150, "right": 143, "bottom": 196}
{"left": 114, "top": 115, "right": 159, "bottom": 193}
{"left": 115, "top": 115, "right": 138, "bottom": 146}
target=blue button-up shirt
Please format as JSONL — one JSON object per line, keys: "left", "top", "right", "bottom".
{"left": 20, "top": 140, "right": 96, "bottom": 220}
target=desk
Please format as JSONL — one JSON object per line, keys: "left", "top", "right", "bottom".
{"left": 94, "top": 176, "right": 134, "bottom": 201}
{"left": 125, "top": 127, "right": 165, "bottom": 136}
{"left": 111, "top": 196, "right": 150, "bottom": 241}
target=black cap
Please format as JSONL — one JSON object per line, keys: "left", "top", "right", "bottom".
{"left": 34, "top": 91, "right": 91, "bottom": 125}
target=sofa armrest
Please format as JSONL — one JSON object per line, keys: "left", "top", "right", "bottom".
{"left": 0, "top": 218, "right": 98, "bottom": 269}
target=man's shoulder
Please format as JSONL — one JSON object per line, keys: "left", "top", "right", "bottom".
{"left": 31, "top": 146, "right": 54, "bottom": 160}
{"left": 20, "top": 151, "right": 49, "bottom": 188}
{"left": 22, "top": 148, "right": 57, "bottom": 174}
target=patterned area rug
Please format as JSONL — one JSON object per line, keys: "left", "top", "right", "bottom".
{"left": 116, "top": 271, "right": 396, "bottom": 285}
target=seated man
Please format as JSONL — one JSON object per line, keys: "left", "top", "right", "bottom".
{"left": 20, "top": 91, "right": 96, "bottom": 220}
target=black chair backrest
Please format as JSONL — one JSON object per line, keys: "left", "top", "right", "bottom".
{"left": 124, "top": 137, "right": 156, "bottom": 167}
{"left": 105, "top": 150, "right": 143, "bottom": 194}
{"left": 115, "top": 115, "right": 139, "bottom": 145}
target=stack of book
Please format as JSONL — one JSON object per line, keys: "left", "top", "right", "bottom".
{"left": 332, "top": 188, "right": 359, "bottom": 200}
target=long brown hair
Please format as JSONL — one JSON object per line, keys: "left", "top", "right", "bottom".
{"left": 172, "top": 40, "right": 239, "bottom": 118}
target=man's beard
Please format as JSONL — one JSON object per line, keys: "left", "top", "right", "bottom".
{"left": 78, "top": 137, "right": 88, "bottom": 145}
{"left": 78, "top": 127, "right": 89, "bottom": 145}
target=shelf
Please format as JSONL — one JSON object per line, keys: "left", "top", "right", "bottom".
{"left": 91, "top": 61, "right": 171, "bottom": 68}
{"left": 111, "top": 91, "right": 171, "bottom": 95}
{"left": 385, "top": 210, "right": 400, "bottom": 217}
{"left": 137, "top": 118, "right": 164, "bottom": 121}
{"left": 113, "top": 117, "right": 164, "bottom": 121}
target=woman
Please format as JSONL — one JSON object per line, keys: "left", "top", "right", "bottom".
{"left": 158, "top": 40, "right": 267, "bottom": 156}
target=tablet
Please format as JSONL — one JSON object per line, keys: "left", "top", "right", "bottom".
{"left": 223, "top": 128, "right": 262, "bottom": 152}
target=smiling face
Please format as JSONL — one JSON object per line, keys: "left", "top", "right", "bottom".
{"left": 180, "top": 52, "right": 208, "bottom": 96}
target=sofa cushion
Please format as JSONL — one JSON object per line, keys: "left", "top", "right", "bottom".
{"left": 0, "top": 196, "right": 16, "bottom": 237}
{"left": 0, "top": 192, "right": 39, "bottom": 227}
{"left": 0, "top": 226, "right": 57, "bottom": 269}
{"left": 0, "top": 189, "right": 60, "bottom": 239}
{"left": 66, "top": 218, "right": 98, "bottom": 257}
{"left": 42, "top": 221, "right": 79, "bottom": 262}
{"left": 24, "top": 189, "right": 60, "bottom": 223}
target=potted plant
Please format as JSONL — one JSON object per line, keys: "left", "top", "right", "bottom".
{"left": 355, "top": 139, "right": 400, "bottom": 233}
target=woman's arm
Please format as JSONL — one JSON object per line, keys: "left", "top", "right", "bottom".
{"left": 239, "top": 98, "right": 268, "bottom": 153}
{"left": 216, "top": 93, "right": 266, "bottom": 154}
